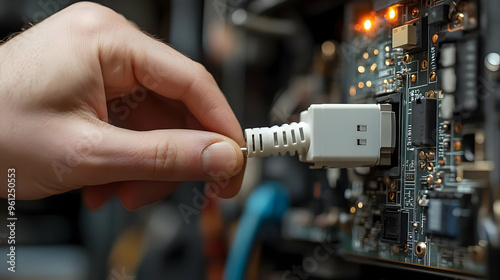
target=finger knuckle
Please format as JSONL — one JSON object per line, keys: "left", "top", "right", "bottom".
{"left": 153, "top": 141, "right": 177, "bottom": 179}
{"left": 193, "top": 62, "right": 214, "bottom": 82}
{"left": 66, "top": 2, "right": 124, "bottom": 34}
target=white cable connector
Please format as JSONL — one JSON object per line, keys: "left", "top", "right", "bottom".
{"left": 244, "top": 122, "right": 311, "bottom": 157}
{"left": 244, "top": 104, "right": 396, "bottom": 168}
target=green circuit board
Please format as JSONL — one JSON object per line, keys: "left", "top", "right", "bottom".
{"left": 343, "top": 0, "right": 486, "bottom": 277}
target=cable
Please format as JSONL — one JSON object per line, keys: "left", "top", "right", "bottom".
{"left": 244, "top": 122, "right": 311, "bottom": 157}
{"left": 244, "top": 104, "right": 396, "bottom": 168}
{"left": 224, "top": 182, "right": 290, "bottom": 280}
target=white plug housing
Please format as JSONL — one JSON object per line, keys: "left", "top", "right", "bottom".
{"left": 244, "top": 103, "right": 396, "bottom": 169}
{"left": 299, "top": 104, "right": 395, "bottom": 168}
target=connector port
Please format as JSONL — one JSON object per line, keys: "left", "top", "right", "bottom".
{"left": 381, "top": 208, "right": 408, "bottom": 244}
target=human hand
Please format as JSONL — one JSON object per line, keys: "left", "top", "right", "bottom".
{"left": 0, "top": 2, "right": 245, "bottom": 210}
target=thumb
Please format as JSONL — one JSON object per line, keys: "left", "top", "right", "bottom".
{"left": 73, "top": 126, "right": 244, "bottom": 185}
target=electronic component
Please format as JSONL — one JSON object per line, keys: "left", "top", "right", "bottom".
{"left": 428, "top": 4, "right": 450, "bottom": 25}
{"left": 438, "top": 43, "right": 457, "bottom": 94}
{"left": 381, "top": 208, "right": 408, "bottom": 244}
{"left": 455, "top": 39, "right": 479, "bottom": 112}
{"left": 415, "top": 242, "right": 427, "bottom": 258}
{"left": 411, "top": 98, "right": 437, "bottom": 147}
{"left": 440, "top": 94, "right": 455, "bottom": 119}
{"left": 426, "top": 192, "right": 475, "bottom": 246}
{"left": 392, "top": 24, "right": 417, "bottom": 49}
{"left": 439, "top": 43, "right": 457, "bottom": 68}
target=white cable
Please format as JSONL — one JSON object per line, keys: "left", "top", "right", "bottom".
{"left": 244, "top": 104, "right": 396, "bottom": 168}
{"left": 244, "top": 122, "right": 310, "bottom": 157}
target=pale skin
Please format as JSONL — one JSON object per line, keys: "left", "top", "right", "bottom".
{"left": 0, "top": 2, "right": 245, "bottom": 210}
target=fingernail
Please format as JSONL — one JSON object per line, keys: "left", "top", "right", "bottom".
{"left": 201, "top": 142, "right": 237, "bottom": 178}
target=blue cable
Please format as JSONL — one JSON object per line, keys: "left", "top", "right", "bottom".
{"left": 224, "top": 181, "right": 290, "bottom": 280}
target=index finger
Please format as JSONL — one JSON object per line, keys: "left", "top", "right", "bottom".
{"left": 129, "top": 30, "right": 245, "bottom": 145}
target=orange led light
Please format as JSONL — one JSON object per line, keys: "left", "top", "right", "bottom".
{"left": 389, "top": 8, "right": 396, "bottom": 19}
{"left": 363, "top": 19, "right": 372, "bottom": 30}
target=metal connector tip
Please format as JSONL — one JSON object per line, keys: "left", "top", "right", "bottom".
{"left": 241, "top": 147, "right": 248, "bottom": 155}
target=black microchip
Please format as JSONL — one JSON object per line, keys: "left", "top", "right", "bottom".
{"left": 411, "top": 98, "right": 437, "bottom": 147}
{"left": 428, "top": 4, "right": 450, "bottom": 25}
{"left": 381, "top": 208, "right": 408, "bottom": 244}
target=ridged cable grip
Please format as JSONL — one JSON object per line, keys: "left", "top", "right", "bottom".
{"left": 244, "top": 122, "right": 310, "bottom": 157}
